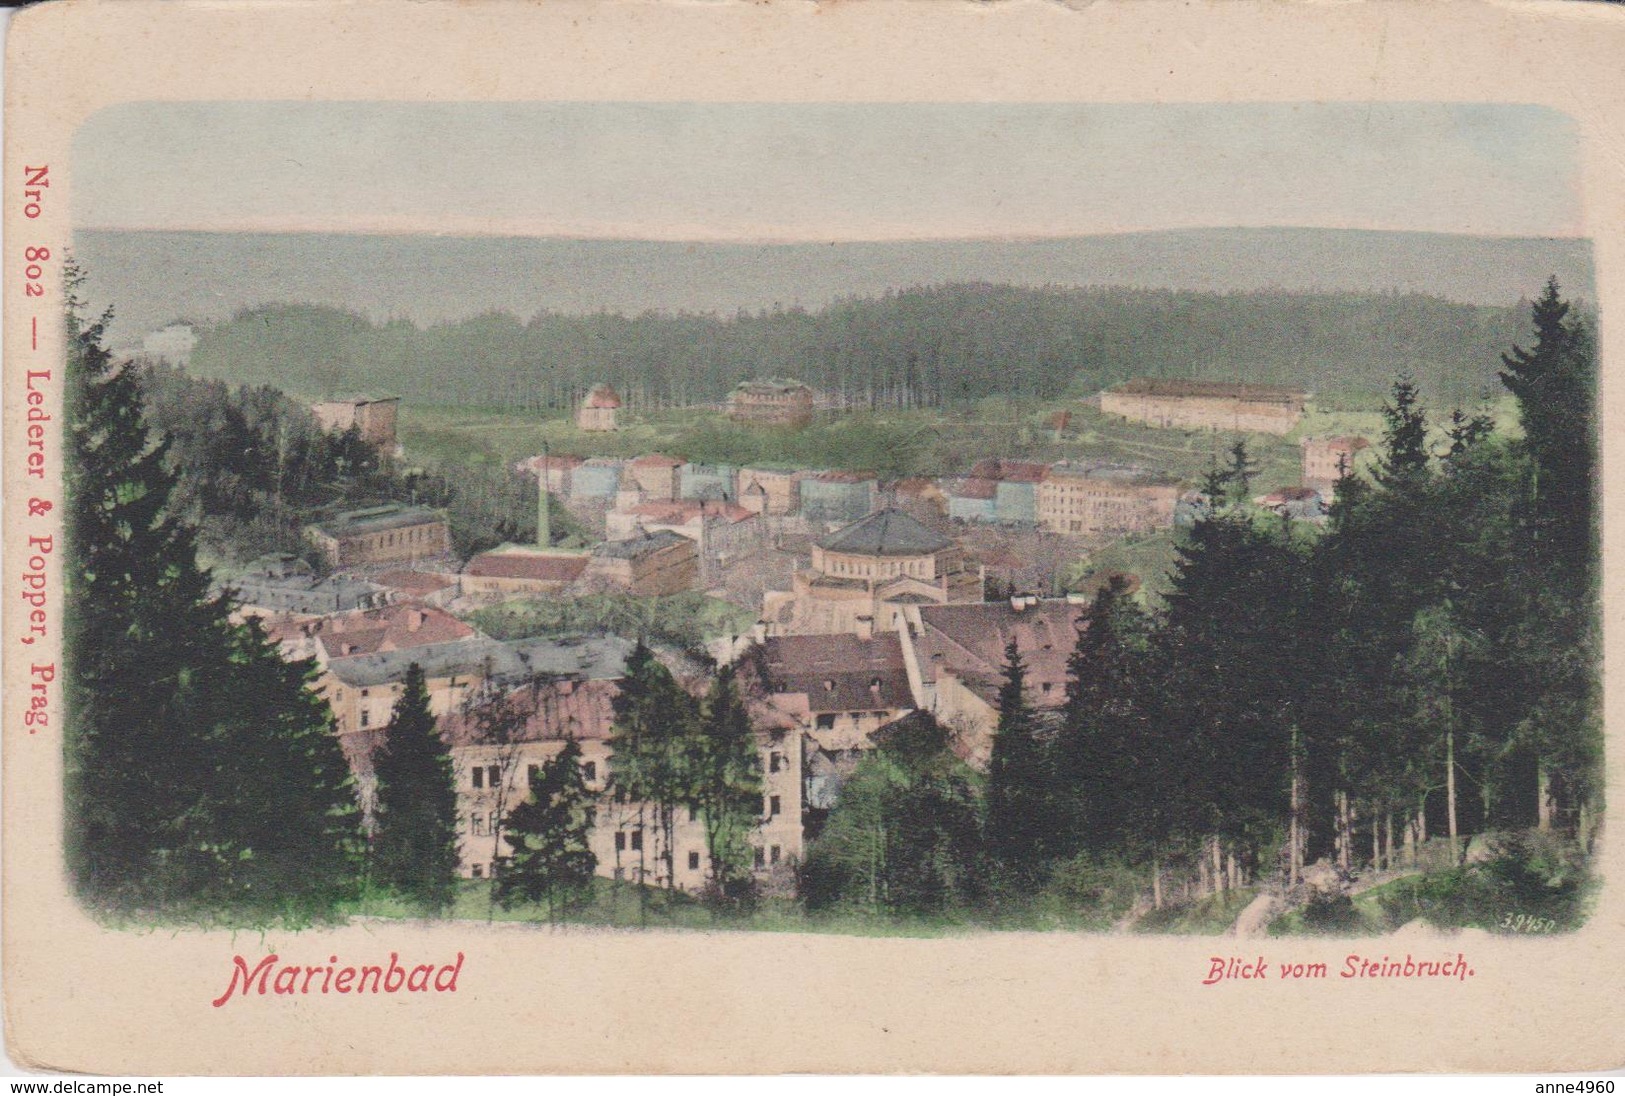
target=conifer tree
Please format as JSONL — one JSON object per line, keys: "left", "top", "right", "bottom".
{"left": 63, "top": 264, "right": 360, "bottom": 917}
{"left": 692, "top": 664, "right": 763, "bottom": 894}
{"left": 371, "top": 663, "right": 460, "bottom": 913}
{"left": 985, "top": 640, "right": 1053, "bottom": 878}
{"left": 496, "top": 738, "right": 598, "bottom": 922}
{"left": 606, "top": 641, "right": 697, "bottom": 892}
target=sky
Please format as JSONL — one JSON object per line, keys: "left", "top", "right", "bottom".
{"left": 71, "top": 101, "right": 1583, "bottom": 241}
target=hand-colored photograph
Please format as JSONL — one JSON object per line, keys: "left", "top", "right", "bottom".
{"left": 60, "top": 98, "right": 1599, "bottom": 945}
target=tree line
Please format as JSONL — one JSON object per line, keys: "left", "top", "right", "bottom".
{"left": 183, "top": 285, "right": 1536, "bottom": 414}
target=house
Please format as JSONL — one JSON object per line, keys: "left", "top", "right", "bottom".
{"left": 306, "top": 504, "right": 451, "bottom": 567}
{"left": 946, "top": 476, "right": 999, "bottom": 523}
{"left": 605, "top": 500, "right": 763, "bottom": 583}
{"left": 1100, "top": 378, "right": 1307, "bottom": 435}
{"left": 972, "top": 459, "right": 1051, "bottom": 525}
{"left": 1301, "top": 435, "right": 1372, "bottom": 496}
{"left": 516, "top": 453, "right": 584, "bottom": 495}
{"left": 798, "top": 470, "right": 878, "bottom": 526}
{"left": 1254, "top": 486, "right": 1327, "bottom": 521}
{"left": 736, "top": 466, "right": 803, "bottom": 516}
{"left": 679, "top": 462, "right": 738, "bottom": 502}
{"left": 761, "top": 508, "right": 982, "bottom": 637}
{"left": 1036, "top": 463, "right": 1180, "bottom": 537}
{"left": 461, "top": 547, "right": 592, "bottom": 597}
{"left": 625, "top": 454, "right": 683, "bottom": 502}
{"left": 882, "top": 478, "right": 949, "bottom": 523}
{"left": 567, "top": 458, "right": 623, "bottom": 501}
{"left": 576, "top": 383, "right": 622, "bottom": 431}
{"left": 227, "top": 554, "right": 388, "bottom": 616}
{"left": 268, "top": 601, "right": 476, "bottom": 664}
{"left": 434, "top": 664, "right": 803, "bottom": 887}
{"left": 727, "top": 378, "right": 814, "bottom": 428}
{"left": 585, "top": 529, "right": 700, "bottom": 596}
{"left": 371, "top": 569, "right": 459, "bottom": 607}
{"left": 311, "top": 395, "right": 401, "bottom": 449}
{"left": 898, "top": 596, "right": 1087, "bottom": 767}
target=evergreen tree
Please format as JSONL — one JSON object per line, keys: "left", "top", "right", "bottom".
{"left": 606, "top": 641, "right": 698, "bottom": 891}
{"left": 985, "top": 640, "right": 1054, "bottom": 878}
{"left": 495, "top": 738, "right": 598, "bottom": 922}
{"left": 692, "top": 664, "right": 763, "bottom": 895}
{"left": 64, "top": 265, "right": 360, "bottom": 918}
{"left": 371, "top": 663, "right": 460, "bottom": 913}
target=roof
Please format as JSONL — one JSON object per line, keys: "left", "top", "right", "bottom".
{"left": 517, "top": 453, "right": 585, "bottom": 474}
{"left": 373, "top": 570, "right": 455, "bottom": 596}
{"left": 592, "top": 529, "right": 693, "bottom": 560}
{"left": 314, "top": 603, "right": 476, "bottom": 660}
{"left": 1046, "top": 462, "right": 1178, "bottom": 487}
{"left": 326, "top": 634, "right": 634, "bottom": 690}
{"left": 630, "top": 453, "right": 684, "bottom": 469}
{"left": 441, "top": 676, "right": 623, "bottom": 747}
{"left": 809, "top": 470, "right": 876, "bottom": 484}
{"left": 732, "top": 378, "right": 811, "bottom": 394}
{"left": 817, "top": 508, "right": 952, "bottom": 557}
{"left": 1304, "top": 435, "right": 1372, "bottom": 451}
{"left": 465, "top": 551, "right": 590, "bottom": 583}
{"left": 762, "top": 633, "right": 913, "bottom": 713}
{"left": 915, "top": 599, "right": 1087, "bottom": 708}
{"left": 583, "top": 383, "right": 622, "bottom": 409}
{"left": 1108, "top": 378, "right": 1307, "bottom": 402}
{"left": 314, "top": 394, "right": 400, "bottom": 408}
{"left": 970, "top": 459, "right": 1051, "bottom": 484}
{"left": 624, "top": 500, "right": 756, "bottom": 525}
{"left": 949, "top": 477, "right": 998, "bottom": 501}
{"left": 310, "top": 504, "right": 446, "bottom": 538}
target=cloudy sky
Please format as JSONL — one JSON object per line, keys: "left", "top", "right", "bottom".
{"left": 72, "top": 101, "right": 1582, "bottom": 240}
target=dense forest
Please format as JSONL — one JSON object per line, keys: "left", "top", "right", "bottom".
{"left": 183, "top": 284, "right": 1536, "bottom": 412}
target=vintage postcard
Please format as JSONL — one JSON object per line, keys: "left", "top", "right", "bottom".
{"left": 4, "top": 0, "right": 1624, "bottom": 1077}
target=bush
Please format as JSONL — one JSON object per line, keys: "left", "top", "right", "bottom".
{"left": 1376, "top": 830, "right": 1594, "bottom": 933}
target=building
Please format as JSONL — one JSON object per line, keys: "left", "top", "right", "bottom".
{"left": 1100, "top": 378, "right": 1308, "bottom": 435}
{"left": 576, "top": 383, "right": 622, "bottom": 432}
{"left": 898, "top": 596, "right": 1087, "bottom": 767}
{"left": 625, "top": 454, "right": 683, "bottom": 501}
{"left": 305, "top": 504, "right": 451, "bottom": 567}
{"left": 736, "top": 466, "right": 803, "bottom": 516}
{"left": 799, "top": 470, "right": 878, "bottom": 526}
{"left": 371, "top": 569, "right": 459, "bottom": 607}
{"left": 267, "top": 602, "right": 476, "bottom": 664}
{"left": 311, "top": 395, "right": 401, "bottom": 449}
{"left": 585, "top": 529, "right": 700, "bottom": 596}
{"left": 680, "top": 462, "right": 739, "bottom": 502}
{"left": 567, "top": 458, "right": 623, "bottom": 501}
{"left": 762, "top": 509, "right": 982, "bottom": 637}
{"left": 516, "top": 453, "right": 585, "bottom": 495}
{"left": 727, "top": 378, "right": 814, "bottom": 427}
{"left": 882, "top": 478, "right": 949, "bottom": 524}
{"left": 226, "top": 554, "right": 388, "bottom": 617}
{"left": 970, "top": 459, "right": 1051, "bottom": 525}
{"left": 605, "top": 500, "right": 763, "bottom": 584}
{"left": 946, "top": 476, "right": 999, "bottom": 523}
{"left": 1036, "top": 463, "right": 1180, "bottom": 537}
{"left": 1301, "top": 435, "right": 1372, "bottom": 496}
{"left": 1254, "top": 486, "right": 1327, "bottom": 522}
{"left": 432, "top": 661, "right": 802, "bottom": 887}
{"left": 461, "top": 547, "right": 591, "bottom": 597}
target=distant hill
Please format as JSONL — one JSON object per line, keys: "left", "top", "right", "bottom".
{"left": 73, "top": 227, "right": 1593, "bottom": 348}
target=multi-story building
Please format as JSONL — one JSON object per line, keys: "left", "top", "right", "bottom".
{"left": 306, "top": 504, "right": 451, "bottom": 567}
{"left": 761, "top": 509, "right": 982, "bottom": 637}
{"left": 227, "top": 554, "right": 389, "bottom": 617}
{"left": 1036, "top": 463, "right": 1180, "bottom": 537}
{"left": 462, "top": 548, "right": 592, "bottom": 597}
{"left": 727, "top": 378, "right": 814, "bottom": 428}
{"left": 679, "top": 463, "right": 739, "bottom": 502}
{"left": 1100, "top": 378, "right": 1307, "bottom": 435}
{"left": 576, "top": 383, "right": 621, "bottom": 432}
{"left": 798, "top": 470, "right": 878, "bottom": 526}
{"left": 606, "top": 500, "right": 763, "bottom": 585}
{"left": 311, "top": 394, "right": 401, "bottom": 449}
{"left": 624, "top": 454, "right": 683, "bottom": 501}
{"left": 736, "top": 466, "right": 803, "bottom": 516}
{"left": 897, "top": 596, "right": 1087, "bottom": 767}
{"left": 585, "top": 530, "right": 700, "bottom": 596}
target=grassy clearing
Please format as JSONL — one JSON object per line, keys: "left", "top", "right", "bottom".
{"left": 1131, "top": 888, "right": 1258, "bottom": 935}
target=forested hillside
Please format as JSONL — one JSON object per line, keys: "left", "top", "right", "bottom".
{"left": 184, "top": 285, "right": 1536, "bottom": 412}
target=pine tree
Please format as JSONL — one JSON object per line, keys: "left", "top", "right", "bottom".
{"left": 371, "top": 663, "right": 460, "bottom": 913}
{"left": 985, "top": 639, "right": 1053, "bottom": 878}
{"left": 692, "top": 664, "right": 763, "bottom": 895}
{"left": 63, "top": 265, "right": 360, "bottom": 917}
{"left": 606, "top": 641, "right": 698, "bottom": 893}
{"left": 495, "top": 738, "right": 598, "bottom": 922}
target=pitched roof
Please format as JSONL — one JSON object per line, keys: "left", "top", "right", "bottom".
{"left": 915, "top": 599, "right": 1086, "bottom": 708}
{"left": 624, "top": 500, "right": 756, "bottom": 525}
{"left": 817, "top": 508, "right": 952, "bottom": 557}
{"left": 373, "top": 570, "right": 455, "bottom": 596}
{"left": 310, "top": 504, "right": 446, "bottom": 538}
{"left": 1108, "top": 378, "right": 1307, "bottom": 402}
{"left": 326, "top": 634, "right": 634, "bottom": 690}
{"left": 592, "top": 529, "right": 693, "bottom": 560}
{"left": 970, "top": 459, "right": 1052, "bottom": 484}
{"left": 465, "top": 552, "right": 591, "bottom": 583}
{"left": 583, "top": 383, "right": 622, "bottom": 409}
{"left": 315, "top": 603, "right": 476, "bottom": 660}
{"left": 761, "top": 633, "right": 913, "bottom": 713}
{"left": 949, "top": 477, "right": 998, "bottom": 501}
{"left": 440, "top": 676, "right": 623, "bottom": 747}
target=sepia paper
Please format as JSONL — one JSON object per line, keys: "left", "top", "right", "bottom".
{"left": 4, "top": 0, "right": 1625, "bottom": 1076}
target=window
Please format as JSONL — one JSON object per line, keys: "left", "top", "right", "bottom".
{"left": 527, "top": 764, "right": 540, "bottom": 784}
{"left": 1041, "top": 682, "right": 1053, "bottom": 694}
{"left": 488, "top": 811, "right": 499, "bottom": 834}
{"left": 615, "top": 832, "right": 626, "bottom": 852}
{"left": 754, "top": 847, "right": 765, "bottom": 868}
{"left": 472, "top": 814, "right": 486, "bottom": 836}
{"left": 360, "top": 709, "right": 370, "bottom": 728}
{"left": 816, "top": 714, "right": 836, "bottom": 730}
{"left": 770, "top": 845, "right": 781, "bottom": 865}
{"left": 688, "top": 851, "right": 701, "bottom": 870}
{"left": 472, "top": 767, "right": 484, "bottom": 789}
{"left": 487, "top": 764, "right": 501, "bottom": 787}
{"left": 689, "top": 806, "right": 699, "bottom": 822}
{"left": 583, "top": 761, "right": 597, "bottom": 781}
{"left": 471, "top": 863, "right": 484, "bottom": 879}
{"left": 770, "top": 752, "right": 783, "bottom": 774}
{"left": 630, "top": 829, "right": 643, "bottom": 852}
{"left": 769, "top": 795, "right": 781, "bottom": 817}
